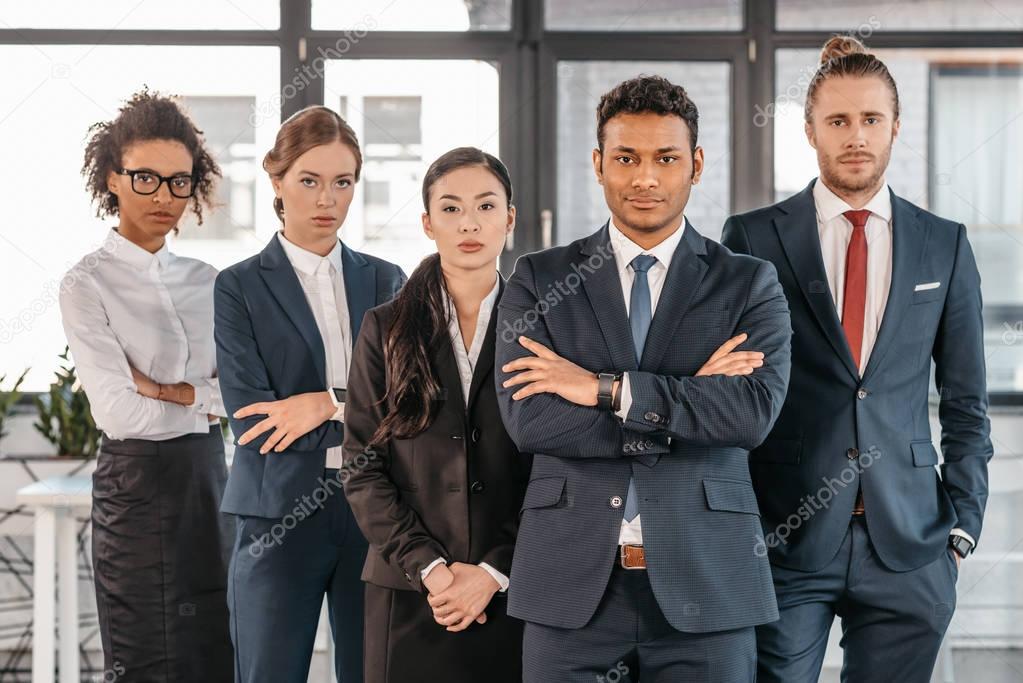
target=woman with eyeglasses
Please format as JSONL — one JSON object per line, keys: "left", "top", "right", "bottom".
{"left": 59, "top": 88, "right": 233, "bottom": 682}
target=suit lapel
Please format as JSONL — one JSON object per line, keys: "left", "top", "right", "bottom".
{"left": 774, "top": 181, "right": 860, "bottom": 381}
{"left": 580, "top": 223, "right": 640, "bottom": 373}
{"left": 258, "top": 236, "right": 326, "bottom": 381}
{"left": 341, "top": 242, "right": 377, "bottom": 343}
{"left": 861, "top": 192, "right": 925, "bottom": 382}
{"left": 640, "top": 222, "right": 708, "bottom": 371}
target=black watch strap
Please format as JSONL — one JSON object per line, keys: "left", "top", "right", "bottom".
{"left": 597, "top": 373, "right": 617, "bottom": 410}
{"left": 950, "top": 534, "right": 973, "bottom": 558}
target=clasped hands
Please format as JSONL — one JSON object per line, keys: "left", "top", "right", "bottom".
{"left": 423, "top": 562, "right": 501, "bottom": 632}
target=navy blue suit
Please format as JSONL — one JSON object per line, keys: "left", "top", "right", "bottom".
{"left": 722, "top": 180, "right": 993, "bottom": 683}
{"left": 214, "top": 235, "right": 404, "bottom": 683}
{"left": 497, "top": 222, "right": 792, "bottom": 681}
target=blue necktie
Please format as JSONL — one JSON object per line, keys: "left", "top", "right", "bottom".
{"left": 624, "top": 253, "right": 657, "bottom": 522}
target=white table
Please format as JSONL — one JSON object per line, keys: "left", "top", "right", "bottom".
{"left": 17, "top": 476, "right": 92, "bottom": 683}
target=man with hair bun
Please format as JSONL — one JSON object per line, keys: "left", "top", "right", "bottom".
{"left": 723, "top": 35, "right": 992, "bottom": 682}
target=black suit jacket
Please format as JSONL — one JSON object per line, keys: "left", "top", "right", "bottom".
{"left": 722, "top": 180, "right": 993, "bottom": 573}
{"left": 497, "top": 222, "right": 792, "bottom": 633}
{"left": 343, "top": 279, "right": 532, "bottom": 593}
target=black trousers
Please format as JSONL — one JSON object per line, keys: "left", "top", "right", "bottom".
{"left": 364, "top": 582, "right": 523, "bottom": 683}
{"left": 523, "top": 561, "right": 756, "bottom": 683}
{"left": 92, "top": 426, "right": 234, "bottom": 682}
{"left": 757, "top": 515, "right": 959, "bottom": 683}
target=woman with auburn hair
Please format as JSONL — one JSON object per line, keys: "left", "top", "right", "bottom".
{"left": 343, "top": 147, "right": 530, "bottom": 683}
{"left": 60, "top": 88, "right": 233, "bottom": 681}
{"left": 215, "top": 105, "right": 405, "bottom": 683}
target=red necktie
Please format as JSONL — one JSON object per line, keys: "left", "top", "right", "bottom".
{"left": 841, "top": 209, "right": 871, "bottom": 370}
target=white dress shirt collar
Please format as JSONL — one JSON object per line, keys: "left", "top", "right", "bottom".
{"left": 608, "top": 216, "right": 687, "bottom": 272}
{"left": 108, "top": 228, "right": 173, "bottom": 271}
{"left": 276, "top": 231, "right": 343, "bottom": 277}
{"left": 813, "top": 178, "right": 893, "bottom": 225}
{"left": 444, "top": 274, "right": 501, "bottom": 359}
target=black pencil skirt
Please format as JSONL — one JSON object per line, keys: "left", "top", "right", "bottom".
{"left": 91, "top": 425, "right": 234, "bottom": 682}
{"left": 364, "top": 581, "right": 523, "bottom": 683}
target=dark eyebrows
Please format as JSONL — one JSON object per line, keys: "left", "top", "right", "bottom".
{"left": 610, "top": 145, "right": 683, "bottom": 155}
{"left": 438, "top": 191, "right": 498, "bottom": 201}
{"left": 132, "top": 166, "right": 192, "bottom": 176}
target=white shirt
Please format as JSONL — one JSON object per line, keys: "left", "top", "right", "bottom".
{"left": 421, "top": 275, "right": 509, "bottom": 592}
{"left": 58, "top": 228, "right": 223, "bottom": 441}
{"left": 813, "top": 179, "right": 893, "bottom": 373}
{"left": 608, "top": 217, "right": 688, "bottom": 546}
{"left": 276, "top": 232, "right": 351, "bottom": 469}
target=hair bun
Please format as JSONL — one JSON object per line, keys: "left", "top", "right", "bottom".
{"left": 819, "top": 35, "right": 868, "bottom": 65}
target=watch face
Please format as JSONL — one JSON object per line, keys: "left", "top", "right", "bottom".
{"left": 333, "top": 388, "right": 346, "bottom": 403}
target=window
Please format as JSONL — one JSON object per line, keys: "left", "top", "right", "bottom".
{"left": 0, "top": 44, "right": 279, "bottom": 391}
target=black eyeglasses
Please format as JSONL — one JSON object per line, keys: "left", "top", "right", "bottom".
{"left": 118, "top": 168, "right": 196, "bottom": 198}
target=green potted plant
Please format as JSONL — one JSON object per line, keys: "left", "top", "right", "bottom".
{"left": 33, "top": 347, "right": 101, "bottom": 459}
{"left": 0, "top": 369, "right": 29, "bottom": 454}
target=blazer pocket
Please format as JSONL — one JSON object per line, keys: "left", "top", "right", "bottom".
{"left": 520, "top": 476, "right": 566, "bottom": 511}
{"left": 911, "top": 287, "right": 944, "bottom": 305}
{"left": 703, "top": 478, "right": 761, "bottom": 516}
{"left": 750, "top": 438, "right": 802, "bottom": 465}
{"left": 911, "top": 439, "right": 939, "bottom": 467}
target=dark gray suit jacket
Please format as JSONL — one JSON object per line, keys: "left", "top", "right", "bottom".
{"left": 496, "top": 221, "right": 792, "bottom": 633}
{"left": 722, "top": 180, "right": 993, "bottom": 573}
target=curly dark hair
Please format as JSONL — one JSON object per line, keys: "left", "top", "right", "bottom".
{"left": 596, "top": 74, "right": 699, "bottom": 156}
{"left": 81, "top": 87, "right": 221, "bottom": 225}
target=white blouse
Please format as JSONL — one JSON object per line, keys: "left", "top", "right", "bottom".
{"left": 59, "top": 228, "right": 223, "bottom": 441}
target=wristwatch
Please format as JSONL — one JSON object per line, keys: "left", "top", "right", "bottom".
{"left": 330, "top": 387, "right": 347, "bottom": 418}
{"left": 949, "top": 534, "right": 973, "bottom": 559}
{"left": 596, "top": 373, "right": 619, "bottom": 410}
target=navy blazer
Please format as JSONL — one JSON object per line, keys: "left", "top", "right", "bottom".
{"left": 722, "top": 179, "right": 993, "bottom": 573}
{"left": 496, "top": 221, "right": 792, "bottom": 633}
{"left": 214, "top": 234, "right": 405, "bottom": 518}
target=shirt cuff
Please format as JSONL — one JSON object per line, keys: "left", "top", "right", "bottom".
{"left": 330, "top": 402, "right": 345, "bottom": 422}
{"left": 420, "top": 557, "right": 447, "bottom": 581}
{"left": 192, "top": 381, "right": 212, "bottom": 414}
{"left": 614, "top": 373, "right": 632, "bottom": 421}
{"left": 950, "top": 528, "right": 976, "bottom": 548}
{"left": 479, "top": 562, "right": 509, "bottom": 592}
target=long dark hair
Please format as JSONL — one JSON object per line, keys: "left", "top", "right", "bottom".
{"left": 369, "top": 147, "right": 512, "bottom": 446}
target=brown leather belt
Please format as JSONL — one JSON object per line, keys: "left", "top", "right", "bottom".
{"left": 618, "top": 544, "right": 646, "bottom": 569}
{"left": 852, "top": 490, "right": 865, "bottom": 516}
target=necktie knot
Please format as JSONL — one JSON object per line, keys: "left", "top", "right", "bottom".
{"left": 843, "top": 209, "right": 871, "bottom": 230}
{"left": 631, "top": 253, "right": 658, "bottom": 274}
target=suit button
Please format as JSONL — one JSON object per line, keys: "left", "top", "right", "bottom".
{"left": 846, "top": 447, "right": 859, "bottom": 460}
{"left": 403, "top": 571, "right": 412, "bottom": 582}
{"left": 636, "top": 442, "right": 646, "bottom": 451}
{"left": 857, "top": 389, "right": 868, "bottom": 400}
{"left": 644, "top": 411, "right": 657, "bottom": 421}
{"left": 470, "top": 480, "right": 485, "bottom": 494}
{"left": 610, "top": 496, "right": 623, "bottom": 509}
{"left": 645, "top": 440, "right": 654, "bottom": 448}
{"left": 624, "top": 443, "right": 633, "bottom": 453}
{"left": 471, "top": 427, "right": 480, "bottom": 443}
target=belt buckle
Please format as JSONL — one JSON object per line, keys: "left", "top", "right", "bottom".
{"left": 619, "top": 544, "right": 644, "bottom": 570}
